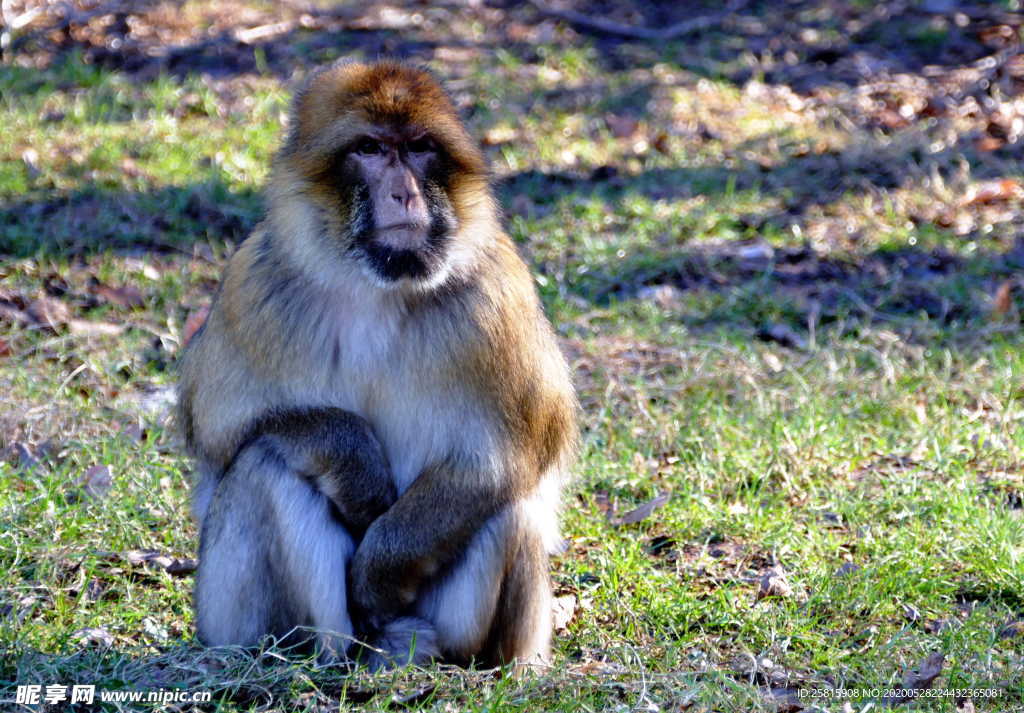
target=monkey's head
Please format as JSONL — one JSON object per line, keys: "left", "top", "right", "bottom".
{"left": 274, "top": 61, "right": 492, "bottom": 288}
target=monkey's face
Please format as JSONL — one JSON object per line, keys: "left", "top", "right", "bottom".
{"left": 336, "top": 131, "right": 457, "bottom": 284}
{"left": 278, "top": 61, "right": 490, "bottom": 288}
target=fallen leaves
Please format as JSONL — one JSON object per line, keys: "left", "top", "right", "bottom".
{"left": 182, "top": 305, "right": 210, "bottom": 346}
{"left": 72, "top": 626, "right": 115, "bottom": 647}
{"left": 882, "top": 652, "right": 945, "bottom": 707}
{"left": 612, "top": 492, "right": 670, "bottom": 526}
{"left": 74, "top": 464, "right": 112, "bottom": 499}
{"left": 25, "top": 295, "right": 70, "bottom": 331}
{"left": 552, "top": 594, "right": 577, "bottom": 632}
{"left": 121, "top": 549, "right": 198, "bottom": 577}
{"left": 756, "top": 567, "right": 794, "bottom": 601}
{"left": 89, "top": 280, "right": 146, "bottom": 310}
{"left": 963, "top": 178, "right": 1024, "bottom": 206}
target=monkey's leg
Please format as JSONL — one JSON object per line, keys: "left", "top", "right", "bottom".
{"left": 195, "top": 438, "right": 355, "bottom": 657}
{"left": 412, "top": 507, "right": 553, "bottom": 668}
{"left": 486, "top": 523, "right": 552, "bottom": 668}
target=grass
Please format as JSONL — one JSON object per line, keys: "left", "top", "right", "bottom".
{"left": 1, "top": 2, "right": 1023, "bottom": 710}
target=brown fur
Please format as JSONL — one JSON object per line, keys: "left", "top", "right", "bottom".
{"left": 178, "top": 60, "right": 577, "bottom": 666}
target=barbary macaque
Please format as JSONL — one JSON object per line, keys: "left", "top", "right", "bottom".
{"left": 177, "top": 60, "right": 577, "bottom": 668}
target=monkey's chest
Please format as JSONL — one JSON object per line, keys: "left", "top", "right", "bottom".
{"left": 322, "top": 327, "right": 471, "bottom": 497}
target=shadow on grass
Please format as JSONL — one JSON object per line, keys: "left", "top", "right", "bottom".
{"left": 0, "top": 641, "right": 381, "bottom": 711}
{"left": 0, "top": 179, "right": 259, "bottom": 257}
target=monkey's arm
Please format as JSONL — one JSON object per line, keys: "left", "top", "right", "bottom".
{"left": 243, "top": 407, "right": 396, "bottom": 535}
{"left": 349, "top": 455, "right": 526, "bottom": 622}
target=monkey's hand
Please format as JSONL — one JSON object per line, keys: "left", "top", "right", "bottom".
{"left": 349, "top": 458, "right": 514, "bottom": 623}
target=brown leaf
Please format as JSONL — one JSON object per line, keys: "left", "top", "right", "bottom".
{"left": 0, "top": 302, "right": 29, "bottom": 325}
{"left": 964, "top": 179, "right": 1023, "bottom": 206}
{"left": 757, "top": 567, "right": 793, "bottom": 601}
{"left": 72, "top": 627, "right": 114, "bottom": 647}
{"left": 606, "top": 114, "right": 640, "bottom": 139}
{"left": 183, "top": 305, "right": 210, "bottom": 347}
{"left": 613, "top": 492, "right": 669, "bottom": 525}
{"left": 974, "top": 136, "right": 1004, "bottom": 152}
{"left": 883, "top": 652, "right": 945, "bottom": 706}
{"left": 652, "top": 131, "right": 670, "bottom": 155}
{"left": 552, "top": 594, "right": 576, "bottom": 632}
{"left": 4, "top": 442, "right": 40, "bottom": 470}
{"left": 593, "top": 490, "right": 615, "bottom": 521}
{"left": 91, "top": 281, "right": 145, "bottom": 309}
{"left": 26, "top": 296, "right": 70, "bottom": 331}
{"left": 905, "top": 651, "right": 945, "bottom": 689}
{"left": 76, "top": 465, "right": 112, "bottom": 499}
{"left": 124, "top": 549, "right": 196, "bottom": 576}
{"left": 0, "top": 339, "right": 9, "bottom": 357}
{"left": 994, "top": 280, "right": 1015, "bottom": 316}
{"left": 165, "top": 558, "right": 198, "bottom": 576}
{"left": 765, "top": 687, "right": 804, "bottom": 713}
{"left": 999, "top": 620, "right": 1024, "bottom": 639}
{"left": 482, "top": 125, "right": 518, "bottom": 146}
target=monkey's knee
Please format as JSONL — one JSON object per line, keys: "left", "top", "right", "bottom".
{"left": 195, "top": 439, "right": 355, "bottom": 652}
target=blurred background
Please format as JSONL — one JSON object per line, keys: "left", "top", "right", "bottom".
{"left": 0, "top": 1, "right": 1022, "bottom": 710}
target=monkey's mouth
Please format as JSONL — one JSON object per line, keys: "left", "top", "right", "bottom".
{"left": 356, "top": 218, "right": 452, "bottom": 282}
{"left": 375, "top": 223, "right": 431, "bottom": 251}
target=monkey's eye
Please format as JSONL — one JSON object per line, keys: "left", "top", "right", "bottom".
{"left": 355, "top": 138, "right": 384, "bottom": 156}
{"left": 406, "top": 136, "right": 436, "bottom": 154}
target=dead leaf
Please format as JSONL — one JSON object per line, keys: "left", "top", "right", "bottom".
{"left": 757, "top": 567, "right": 793, "bottom": 601}
{"left": 72, "top": 627, "right": 114, "bottom": 647}
{"left": 90, "top": 281, "right": 145, "bottom": 309}
{"left": 758, "top": 324, "right": 807, "bottom": 350}
{"left": 883, "top": 652, "right": 945, "bottom": 706}
{"left": 636, "top": 284, "right": 683, "bottom": 309}
{"left": 974, "top": 136, "right": 1005, "bottom": 152}
{"left": 994, "top": 280, "right": 1015, "bottom": 316}
{"left": 26, "top": 296, "right": 70, "bottom": 331}
{"left": 4, "top": 442, "right": 39, "bottom": 470}
{"left": 652, "top": 131, "right": 670, "bottom": 155}
{"left": 165, "top": 558, "right": 198, "bottom": 576}
{"left": 964, "top": 179, "right": 1023, "bottom": 206}
{"left": 21, "top": 148, "right": 40, "bottom": 180}
{"left": 76, "top": 465, "right": 112, "bottom": 499}
{"left": 957, "top": 698, "right": 976, "bottom": 713}
{"left": 569, "top": 659, "right": 626, "bottom": 675}
{"left": 593, "top": 490, "right": 615, "bottom": 520}
{"left": 68, "top": 319, "right": 126, "bottom": 336}
{"left": 552, "top": 594, "right": 576, "bottom": 631}
{"left": 482, "top": 125, "right": 518, "bottom": 145}
{"left": 835, "top": 562, "right": 860, "bottom": 577}
{"left": 613, "top": 492, "right": 669, "bottom": 525}
{"left": 645, "top": 534, "right": 675, "bottom": 556}
{"left": 183, "top": 305, "right": 210, "bottom": 347}
{"left": 998, "top": 620, "right": 1024, "bottom": 639}
{"left": 606, "top": 114, "right": 640, "bottom": 139}
{"left": 0, "top": 339, "right": 9, "bottom": 357}
{"left": 0, "top": 302, "right": 28, "bottom": 325}
{"left": 124, "top": 549, "right": 196, "bottom": 576}
{"left": 765, "top": 687, "right": 804, "bottom": 712}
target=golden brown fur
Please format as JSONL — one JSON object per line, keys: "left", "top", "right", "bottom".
{"left": 178, "top": 60, "right": 577, "bottom": 667}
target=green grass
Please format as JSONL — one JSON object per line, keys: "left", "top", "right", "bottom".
{"left": 1, "top": 5, "right": 1023, "bottom": 711}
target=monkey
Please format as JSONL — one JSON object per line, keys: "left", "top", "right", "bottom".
{"left": 177, "top": 59, "right": 577, "bottom": 669}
